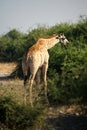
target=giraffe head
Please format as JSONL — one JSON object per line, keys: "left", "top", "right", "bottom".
{"left": 57, "top": 33, "right": 69, "bottom": 45}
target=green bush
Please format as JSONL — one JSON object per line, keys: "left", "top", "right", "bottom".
{"left": 48, "top": 40, "right": 87, "bottom": 105}
{"left": 0, "top": 96, "right": 45, "bottom": 130}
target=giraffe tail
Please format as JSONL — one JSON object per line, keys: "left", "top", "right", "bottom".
{"left": 24, "top": 75, "right": 27, "bottom": 86}
{"left": 22, "top": 55, "right": 28, "bottom": 86}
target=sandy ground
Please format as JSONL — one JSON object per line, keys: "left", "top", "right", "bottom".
{"left": 0, "top": 62, "right": 17, "bottom": 76}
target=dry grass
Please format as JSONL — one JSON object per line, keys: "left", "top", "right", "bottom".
{"left": 0, "top": 62, "right": 23, "bottom": 103}
{"left": 0, "top": 79, "right": 24, "bottom": 104}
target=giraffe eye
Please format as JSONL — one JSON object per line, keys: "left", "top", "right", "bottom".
{"left": 56, "top": 36, "right": 59, "bottom": 39}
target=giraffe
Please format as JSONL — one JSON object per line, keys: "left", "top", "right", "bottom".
{"left": 22, "top": 33, "right": 69, "bottom": 106}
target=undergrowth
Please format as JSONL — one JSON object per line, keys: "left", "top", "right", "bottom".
{"left": 0, "top": 96, "right": 45, "bottom": 130}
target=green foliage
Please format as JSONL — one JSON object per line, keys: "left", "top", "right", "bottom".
{"left": 0, "top": 96, "right": 45, "bottom": 130}
{"left": 48, "top": 40, "right": 87, "bottom": 105}
{"left": 0, "top": 29, "right": 27, "bottom": 61}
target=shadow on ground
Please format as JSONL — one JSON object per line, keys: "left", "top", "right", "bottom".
{"left": 45, "top": 113, "right": 87, "bottom": 130}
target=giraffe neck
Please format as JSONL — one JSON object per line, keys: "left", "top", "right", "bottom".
{"left": 36, "top": 36, "right": 59, "bottom": 50}
{"left": 46, "top": 37, "right": 60, "bottom": 49}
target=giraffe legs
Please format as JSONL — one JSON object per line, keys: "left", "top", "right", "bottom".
{"left": 23, "top": 75, "right": 34, "bottom": 107}
{"left": 23, "top": 63, "right": 49, "bottom": 106}
{"left": 24, "top": 67, "right": 38, "bottom": 107}
{"left": 28, "top": 75, "right": 35, "bottom": 107}
{"left": 42, "top": 63, "right": 49, "bottom": 103}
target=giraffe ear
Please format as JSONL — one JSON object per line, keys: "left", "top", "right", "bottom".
{"left": 59, "top": 32, "right": 64, "bottom": 36}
